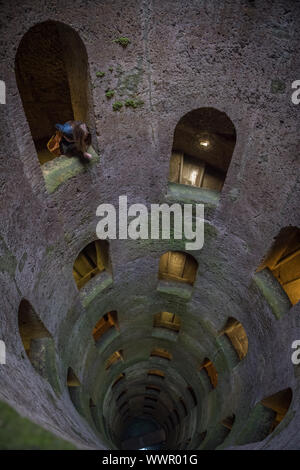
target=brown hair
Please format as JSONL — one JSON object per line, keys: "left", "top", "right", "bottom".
{"left": 66, "top": 120, "right": 91, "bottom": 154}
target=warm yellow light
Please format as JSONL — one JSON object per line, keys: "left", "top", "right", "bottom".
{"left": 190, "top": 170, "right": 198, "bottom": 185}
{"left": 199, "top": 140, "right": 209, "bottom": 147}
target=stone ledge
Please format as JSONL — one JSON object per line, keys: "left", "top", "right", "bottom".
{"left": 95, "top": 328, "right": 120, "bottom": 354}
{"left": 80, "top": 271, "right": 113, "bottom": 308}
{"left": 152, "top": 327, "right": 179, "bottom": 342}
{"left": 42, "top": 146, "right": 100, "bottom": 194}
{"left": 157, "top": 279, "right": 193, "bottom": 301}
{"left": 165, "top": 182, "right": 220, "bottom": 208}
{"left": 252, "top": 269, "right": 291, "bottom": 319}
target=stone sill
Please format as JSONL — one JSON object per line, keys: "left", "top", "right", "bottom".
{"left": 166, "top": 182, "right": 220, "bottom": 208}
{"left": 252, "top": 269, "right": 291, "bottom": 319}
{"left": 80, "top": 271, "right": 113, "bottom": 308}
{"left": 157, "top": 279, "right": 193, "bottom": 301}
{"left": 152, "top": 327, "right": 179, "bottom": 342}
{"left": 42, "top": 146, "right": 99, "bottom": 194}
{"left": 95, "top": 328, "right": 120, "bottom": 354}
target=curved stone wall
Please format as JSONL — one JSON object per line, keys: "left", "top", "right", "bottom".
{"left": 0, "top": 0, "right": 299, "bottom": 450}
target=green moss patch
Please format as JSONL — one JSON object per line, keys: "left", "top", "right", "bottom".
{"left": 42, "top": 146, "right": 99, "bottom": 194}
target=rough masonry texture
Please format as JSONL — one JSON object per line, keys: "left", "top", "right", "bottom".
{"left": 0, "top": 0, "right": 299, "bottom": 450}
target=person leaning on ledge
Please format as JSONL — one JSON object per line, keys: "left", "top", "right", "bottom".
{"left": 47, "top": 120, "right": 92, "bottom": 161}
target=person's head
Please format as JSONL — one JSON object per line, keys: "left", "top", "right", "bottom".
{"left": 55, "top": 120, "right": 92, "bottom": 159}
{"left": 71, "top": 121, "right": 91, "bottom": 154}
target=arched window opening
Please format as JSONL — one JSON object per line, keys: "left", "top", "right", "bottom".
{"left": 260, "top": 388, "right": 292, "bottom": 433}
{"left": 145, "top": 396, "right": 158, "bottom": 403}
{"left": 168, "top": 415, "right": 174, "bottom": 428}
{"left": 147, "top": 370, "right": 165, "bottom": 379}
{"left": 67, "top": 367, "right": 82, "bottom": 413}
{"left": 173, "top": 409, "right": 180, "bottom": 425}
{"left": 119, "top": 401, "right": 128, "bottom": 412}
{"left": 144, "top": 404, "right": 155, "bottom": 410}
{"left": 92, "top": 311, "right": 119, "bottom": 344}
{"left": 67, "top": 367, "right": 81, "bottom": 387}
{"left": 153, "top": 312, "right": 181, "bottom": 332}
{"left": 221, "top": 414, "right": 235, "bottom": 430}
{"left": 219, "top": 317, "right": 248, "bottom": 361}
{"left": 18, "top": 299, "right": 51, "bottom": 374}
{"left": 150, "top": 348, "right": 172, "bottom": 361}
{"left": 89, "top": 398, "right": 99, "bottom": 429}
{"left": 187, "top": 386, "right": 198, "bottom": 407}
{"left": 112, "top": 373, "right": 125, "bottom": 388}
{"left": 73, "top": 240, "right": 110, "bottom": 290}
{"left": 179, "top": 398, "right": 188, "bottom": 417}
{"left": 199, "top": 358, "right": 218, "bottom": 389}
{"left": 15, "top": 21, "right": 95, "bottom": 166}
{"left": 117, "top": 390, "right": 127, "bottom": 402}
{"left": 257, "top": 227, "right": 300, "bottom": 305}
{"left": 159, "top": 251, "right": 198, "bottom": 285}
{"left": 146, "top": 385, "right": 161, "bottom": 394}
{"left": 169, "top": 108, "right": 236, "bottom": 191}
{"left": 105, "top": 350, "right": 123, "bottom": 370}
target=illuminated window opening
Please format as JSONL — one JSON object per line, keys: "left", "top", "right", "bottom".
{"left": 179, "top": 398, "right": 188, "bottom": 416}
{"left": 153, "top": 312, "right": 181, "bottom": 332}
{"left": 219, "top": 317, "right": 248, "bottom": 361}
{"left": 145, "top": 396, "right": 158, "bottom": 402}
{"left": 221, "top": 414, "right": 235, "bottom": 430}
{"left": 168, "top": 415, "right": 174, "bottom": 428}
{"left": 150, "top": 348, "right": 172, "bottom": 361}
{"left": 17, "top": 301, "right": 60, "bottom": 393}
{"left": 92, "top": 311, "right": 119, "bottom": 344}
{"left": 144, "top": 404, "right": 155, "bottom": 410}
{"left": 261, "top": 388, "right": 292, "bottom": 432}
{"left": 73, "top": 240, "right": 110, "bottom": 290}
{"left": 67, "top": 367, "right": 81, "bottom": 387}
{"left": 200, "top": 358, "right": 218, "bottom": 389}
{"left": 169, "top": 108, "right": 236, "bottom": 191}
{"left": 187, "top": 386, "right": 198, "bottom": 406}
{"left": 117, "top": 390, "right": 127, "bottom": 402}
{"left": 18, "top": 299, "right": 51, "bottom": 355}
{"left": 159, "top": 251, "right": 198, "bottom": 285}
{"left": 112, "top": 373, "right": 125, "bottom": 388}
{"left": 105, "top": 350, "right": 123, "bottom": 370}
{"left": 173, "top": 409, "right": 180, "bottom": 424}
{"left": 147, "top": 369, "right": 165, "bottom": 379}
{"left": 119, "top": 401, "right": 128, "bottom": 412}
{"left": 146, "top": 385, "right": 161, "bottom": 394}
{"left": 257, "top": 227, "right": 300, "bottom": 305}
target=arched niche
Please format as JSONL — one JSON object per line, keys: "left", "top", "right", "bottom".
{"left": 236, "top": 388, "right": 293, "bottom": 446}
{"left": 67, "top": 367, "right": 83, "bottom": 414}
{"left": 257, "top": 227, "right": 300, "bottom": 306}
{"left": 15, "top": 20, "right": 96, "bottom": 166}
{"left": 147, "top": 369, "right": 165, "bottom": 379}
{"left": 105, "top": 350, "right": 123, "bottom": 371}
{"left": 219, "top": 317, "right": 248, "bottom": 363}
{"left": 169, "top": 107, "right": 236, "bottom": 192}
{"left": 18, "top": 299, "right": 60, "bottom": 393}
{"left": 92, "top": 311, "right": 119, "bottom": 348}
{"left": 150, "top": 348, "right": 172, "bottom": 361}
{"left": 199, "top": 357, "right": 218, "bottom": 389}
{"left": 158, "top": 251, "right": 198, "bottom": 285}
{"left": 260, "top": 388, "right": 293, "bottom": 433}
{"left": 73, "top": 239, "right": 110, "bottom": 290}
{"left": 153, "top": 312, "right": 181, "bottom": 332}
